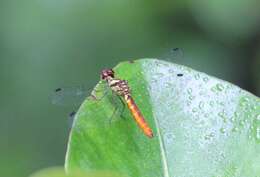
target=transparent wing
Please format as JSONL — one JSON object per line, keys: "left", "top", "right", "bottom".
{"left": 68, "top": 111, "right": 76, "bottom": 129}
{"left": 51, "top": 85, "right": 91, "bottom": 106}
{"left": 160, "top": 47, "right": 184, "bottom": 63}
{"left": 61, "top": 94, "right": 129, "bottom": 130}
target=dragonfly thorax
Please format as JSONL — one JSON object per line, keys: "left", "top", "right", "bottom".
{"left": 101, "top": 68, "right": 131, "bottom": 97}
{"left": 107, "top": 78, "right": 131, "bottom": 97}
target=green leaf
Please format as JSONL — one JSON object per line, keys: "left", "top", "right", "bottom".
{"left": 65, "top": 59, "right": 260, "bottom": 177}
{"left": 29, "top": 167, "right": 125, "bottom": 177}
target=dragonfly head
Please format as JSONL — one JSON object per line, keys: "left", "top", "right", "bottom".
{"left": 101, "top": 69, "right": 114, "bottom": 80}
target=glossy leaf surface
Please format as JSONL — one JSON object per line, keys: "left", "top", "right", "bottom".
{"left": 66, "top": 59, "right": 260, "bottom": 177}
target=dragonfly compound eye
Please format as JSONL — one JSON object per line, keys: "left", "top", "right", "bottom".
{"left": 101, "top": 69, "right": 114, "bottom": 79}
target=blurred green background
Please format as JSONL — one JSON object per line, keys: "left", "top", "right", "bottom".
{"left": 1, "top": 0, "right": 259, "bottom": 177}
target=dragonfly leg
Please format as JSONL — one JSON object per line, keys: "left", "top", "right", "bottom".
{"left": 108, "top": 92, "right": 126, "bottom": 124}
{"left": 117, "top": 95, "right": 126, "bottom": 119}
{"left": 91, "top": 84, "right": 109, "bottom": 101}
{"left": 108, "top": 91, "right": 119, "bottom": 124}
{"left": 108, "top": 106, "right": 118, "bottom": 124}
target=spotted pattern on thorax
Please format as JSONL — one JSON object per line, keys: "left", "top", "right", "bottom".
{"left": 107, "top": 77, "right": 131, "bottom": 97}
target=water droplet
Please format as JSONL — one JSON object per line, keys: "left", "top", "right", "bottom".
{"left": 243, "top": 97, "right": 250, "bottom": 102}
{"left": 219, "top": 102, "right": 225, "bottom": 106}
{"left": 199, "top": 90, "right": 204, "bottom": 95}
{"left": 204, "top": 132, "right": 214, "bottom": 140}
{"left": 240, "top": 97, "right": 249, "bottom": 106}
{"left": 220, "top": 127, "right": 226, "bottom": 134}
{"left": 189, "top": 95, "right": 195, "bottom": 100}
{"left": 218, "top": 110, "right": 227, "bottom": 121}
{"left": 239, "top": 120, "right": 245, "bottom": 126}
{"left": 154, "top": 60, "right": 162, "bottom": 66}
{"left": 151, "top": 78, "right": 157, "bottom": 83}
{"left": 199, "top": 101, "right": 204, "bottom": 109}
{"left": 194, "top": 73, "right": 200, "bottom": 80}
{"left": 203, "top": 77, "right": 209, "bottom": 83}
{"left": 162, "top": 62, "right": 170, "bottom": 67}
{"left": 168, "top": 69, "right": 174, "bottom": 73}
{"left": 250, "top": 125, "right": 254, "bottom": 130}
{"left": 220, "top": 152, "right": 226, "bottom": 159}
{"left": 256, "top": 127, "right": 260, "bottom": 140}
{"left": 209, "top": 101, "right": 214, "bottom": 107}
{"left": 230, "top": 117, "right": 235, "bottom": 122}
{"left": 155, "top": 72, "right": 164, "bottom": 77}
{"left": 234, "top": 111, "right": 240, "bottom": 117}
{"left": 232, "top": 127, "right": 239, "bottom": 132}
{"left": 187, "top": 101, "right": 192, "bottom": 106}
{"left": 256, "top": 114, "right": 260, "bottom": 121}
{"left": 165, "top": 132, "right": 175, "bottom": 139}
{"left": 216, "top": 83, "right": 224, "bottom": 91}
{"left": 218, "top": 111, "right": 224, "bottom": 118}
{"left": 187, "top": 88, "right": 192, "bottom": 94}
{"left": 192, "top": 108, "right": 198, "bottom": 113}
{"left": 211, "top": 86, "right": 217, "bottom": 92}
{"left": 165, "top": 82, "right": 173, "bottom": 88}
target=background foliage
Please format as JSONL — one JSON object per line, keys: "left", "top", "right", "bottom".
{"left": 1, "top": 1, "right": 259, "bottom": 177}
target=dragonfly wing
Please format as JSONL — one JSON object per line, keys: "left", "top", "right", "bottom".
{"left": 160, "top": 47, "right": 184, "bottom": 63}
{"left": 68, "top": 111, "right": 76, "bottom": 129}
{"left": 51, "top": 85, "right": 90, "bottom": 106}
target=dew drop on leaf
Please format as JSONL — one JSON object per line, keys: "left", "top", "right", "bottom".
{"left": 155, "top": 72, "right": 164, "bottom": 78}
{"left": 240, "top": 97, "right": 250, "bottom": 107}
{"left": 168, "top": 68, "right": 174, "bottom": 73}
{"left": 234, "top": 111, "right": 240, "bottom": 118}
{"left": 203, "top": 77, "right": 209, "bottom": 83}
{"left": 220, "top": 127, "right": 226, "bottom": 134}
{"left": 209, "top": 101, "right": 215, "bottom": 107}
{"left": 189, "top": 95, "right": 195, "bottom": 100}
{"left": 187, "top": 88, "right": 192, "bottom": 94}
{"left": 204, "top": 132, "right": 215, "bottom": 140}
{"left": 204, "top": 113, "right": 209, "bottom": 118}
{"left": 192, "top": 108, "right": 198, "bottom": 113}
{"left": 165, "top": 82, "right": 173, "bottom": 89}
{"left": 216, "top": 83, "right": 224, "bottom": 91}
{"left": 239, "top": 120, "right": 245, "bottom": 126}
{"left": 256, "top": 114, "right": 260, "bottom": 121}
{"left": 199, "top": 101, "right": 204, "bottom": 109}
{"left": 187, "top": 100, "right": 192, "bottom": 106}
{"left": 194, "top": 73, "right": 200, "bottom": 80}
{"left": 256, "top": 127, "right": 260, "bottom": 140}
{"left": 232, "top": 127, "right": 239, "bottom": 132}
{"left": 211, "top": 86, "right": 217, "bottom": 93}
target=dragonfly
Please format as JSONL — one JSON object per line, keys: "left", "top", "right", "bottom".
{"left": 101, "top": 68, "right": 153, "bottom": 138}
{"left": 52, "top": 48, "right": 184, "bottom": 137}
{"left": 52, "top": 69, "right": 154, "bottom": 138}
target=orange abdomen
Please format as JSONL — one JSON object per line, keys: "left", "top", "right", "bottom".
{"left": 126, "top": 96, "right": 153, "bottom": 138}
